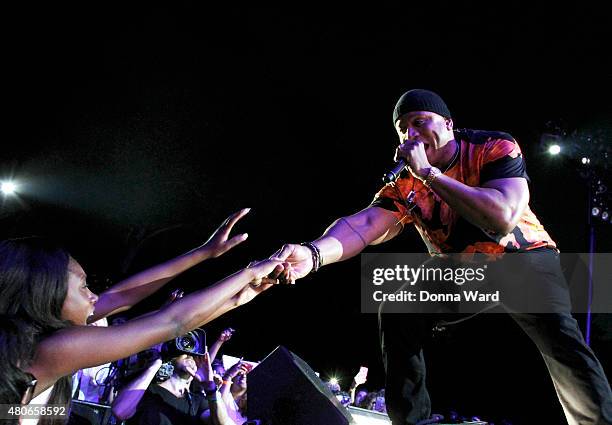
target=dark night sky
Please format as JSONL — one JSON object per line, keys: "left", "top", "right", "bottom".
{"left": 2, "top": 3, "right": 611, "bottom": 423}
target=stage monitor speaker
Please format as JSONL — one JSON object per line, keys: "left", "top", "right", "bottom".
{"left": 347, "top": 406, "right": 392, "bottom": 424}
{"left": 247, "top": 345, "right": 354, "bottom": 425}
{"left": 67, "top": 400, "right": 112, "bottom": 425}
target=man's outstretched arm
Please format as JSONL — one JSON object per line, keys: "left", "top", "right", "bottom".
{"left": 273, "top": 206, "right": 401, "bottom": 283}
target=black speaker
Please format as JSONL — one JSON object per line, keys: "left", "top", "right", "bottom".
{"left": 247, "top": 346, "right": 354, "bottom": 425}
{"left": 67, "top": 400, "right": 112, "bottom": 425}
{"left": 348, "top": 406, "right": 392, "bottom": 424}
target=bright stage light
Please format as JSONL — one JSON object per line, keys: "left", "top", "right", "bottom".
{"left": 1, "top": 181, "right": 17, "bottom": 195}
{"left": 548, "top": 144, "right": 561, "bottom": 155}
{"left": 328, "top": 377, "right": 339, "bottom": 386}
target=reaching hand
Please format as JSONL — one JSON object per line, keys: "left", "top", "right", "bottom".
{"left": 353, "top": 366, "right": 368, "bottom": 386}
{"left": 271, "top": 243, "right": 315, "bottom": 284}
{"left": 202, "top": 208, "right": 251, "bottom": 258}
{"left": 233, "top": 259, "right": 284, "bottom": 306}
{"left": 219, "top": 328, "right": 235, "bottom": 342}
{"left": 246, "top": 258, "right": 285, "bottom": 286}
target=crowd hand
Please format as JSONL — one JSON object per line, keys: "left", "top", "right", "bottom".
{"left": 194, "top": 351, "right": 215, "bottom": 387}
{"left": 224, "top": 360, "right": 249, "bottom": 381}
{"left": 266, "top": 244, "right": 315, "bottom": 285}
{"left": 353, "top": 368, "right": 368, "bottom": 386}
{"left": 233, "top": 258, "right": 284, "bottom": 305}
{"left": 212, "top": 372, "right": 223, "bottom": 387}
{"left": 218, "top": 328, "right": 234, "bottom": 342}
{"left": 394, "top": 138, "right": 431, "bottom": 181}
{"left": 201, "top": 208, "right": 251, "bottom": 258}
{"left": 245, "top": 258, "right": 285, "bottom": 288}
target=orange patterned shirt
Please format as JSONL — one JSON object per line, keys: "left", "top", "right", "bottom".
{"left": 371, "top": 129, "right": 557, "bottom": 254}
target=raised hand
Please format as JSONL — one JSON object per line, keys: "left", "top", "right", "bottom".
{"left": 224, "top": 360, "right": 250, "bottom": 381}
{"left": 353, "top": 366, "right": 368, "bottom": 386}
{"left": 218, "top": 328, "right": 235, "bottom": 342}
{"left": 202, "top": 208, "right": 251, "bottom": 258}
{"left": 194, "top": 351, "right": 214, "bottom": 384}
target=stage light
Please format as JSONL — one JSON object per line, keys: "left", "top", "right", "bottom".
{"left": 328, "top": 377, "right": 339, "bottom": 386}
{"left": 582, "top": 157, "right": 591, "bottom": 165}
{"left": 548, "top": 144, "right": 561, "bottom": 155}
{"left": 1, "top": 181, "right": 17, "bottom": 195}
{"left": 592, "top": 207, "right": 600, "bottom": 217}
{"left": 602, "top": 211, "right": 609, "bottom": 221}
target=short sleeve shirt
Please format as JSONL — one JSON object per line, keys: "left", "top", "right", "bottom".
{"left": 126, "top": 385, "right": 209, "bottom": 425}
{"left": 371, "top": 129, "right": 557, "bottom": 253}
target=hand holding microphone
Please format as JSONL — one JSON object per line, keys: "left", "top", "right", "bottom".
{"left": 382, "top": 139, "right": 431, "bottom": 183}
{"left": 382, "top": 158, "right": 407, "bottom": 183}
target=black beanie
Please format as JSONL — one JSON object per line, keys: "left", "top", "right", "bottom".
{"left": 392, "top": 89, "right": 451, "bottom": 123}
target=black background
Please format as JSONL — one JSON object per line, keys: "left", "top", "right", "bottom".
{"left": 2, "top": 3, "right": 611, "bottom": 423}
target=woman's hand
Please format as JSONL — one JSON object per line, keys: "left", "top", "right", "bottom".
{"left": 202, "top": 208, "right": 251, "bottom": 258}
{"left": 231, "top": 259, "right": 284, "bottom": 306}
{"left": 245, "top": 258, "right": 285, "bottom": 285}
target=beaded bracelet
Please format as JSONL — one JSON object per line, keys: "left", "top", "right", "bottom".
{"left": 300, "top": 241, "right": 322, "bottom": 272}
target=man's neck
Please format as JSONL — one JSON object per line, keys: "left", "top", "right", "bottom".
{"left": 159, "top": 374, "right": 192, "bottom": 398}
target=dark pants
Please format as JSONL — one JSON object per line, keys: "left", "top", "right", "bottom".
{"left": 378, "top": 250, "right": 612, "bottom": 425}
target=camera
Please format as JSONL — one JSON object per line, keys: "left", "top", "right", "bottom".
{"left": 162, "top": 328, "right": 207, "bottom": 361}
{"left": 112, "top": 328, "right": 207, "bottom": 389}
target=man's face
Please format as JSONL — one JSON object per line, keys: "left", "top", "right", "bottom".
{"left": 173, "top": 354, "right": 197, "bottom": 378}
{"left": 395, "top": 111, "right": 454, "bottom": 166}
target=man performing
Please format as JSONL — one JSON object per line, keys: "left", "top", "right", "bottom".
{"left": 269, "top": 89, "right": 612, "bottom": 425}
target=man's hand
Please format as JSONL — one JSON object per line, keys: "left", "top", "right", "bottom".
{"left": 194, "top": 351, "right": 214, "bottom": 385}
{"left": 202, "top": 208, "right": 251, "bottom": 258}
{"left": 268, "top": 244, "right": 315, "bottom": 285}
{"left": 395, "top": 139, "right": 431, "bottom": 181}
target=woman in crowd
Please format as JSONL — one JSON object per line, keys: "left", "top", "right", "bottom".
{"left": 0, "top": 209, "right": 282, "bottom": 423}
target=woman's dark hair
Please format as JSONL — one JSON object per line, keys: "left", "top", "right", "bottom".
{"left": 0, "top": 237, "right": 77, "bottom": 424}
{"left": 0, "top": 315, "right": 36, "bottom": 404}
{"left": 0, "top": 237, "right": 73, "bottom": 334}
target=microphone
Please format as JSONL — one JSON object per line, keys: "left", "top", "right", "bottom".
{"left": 382, "top": 159, "right": 407, "bottom": 183}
